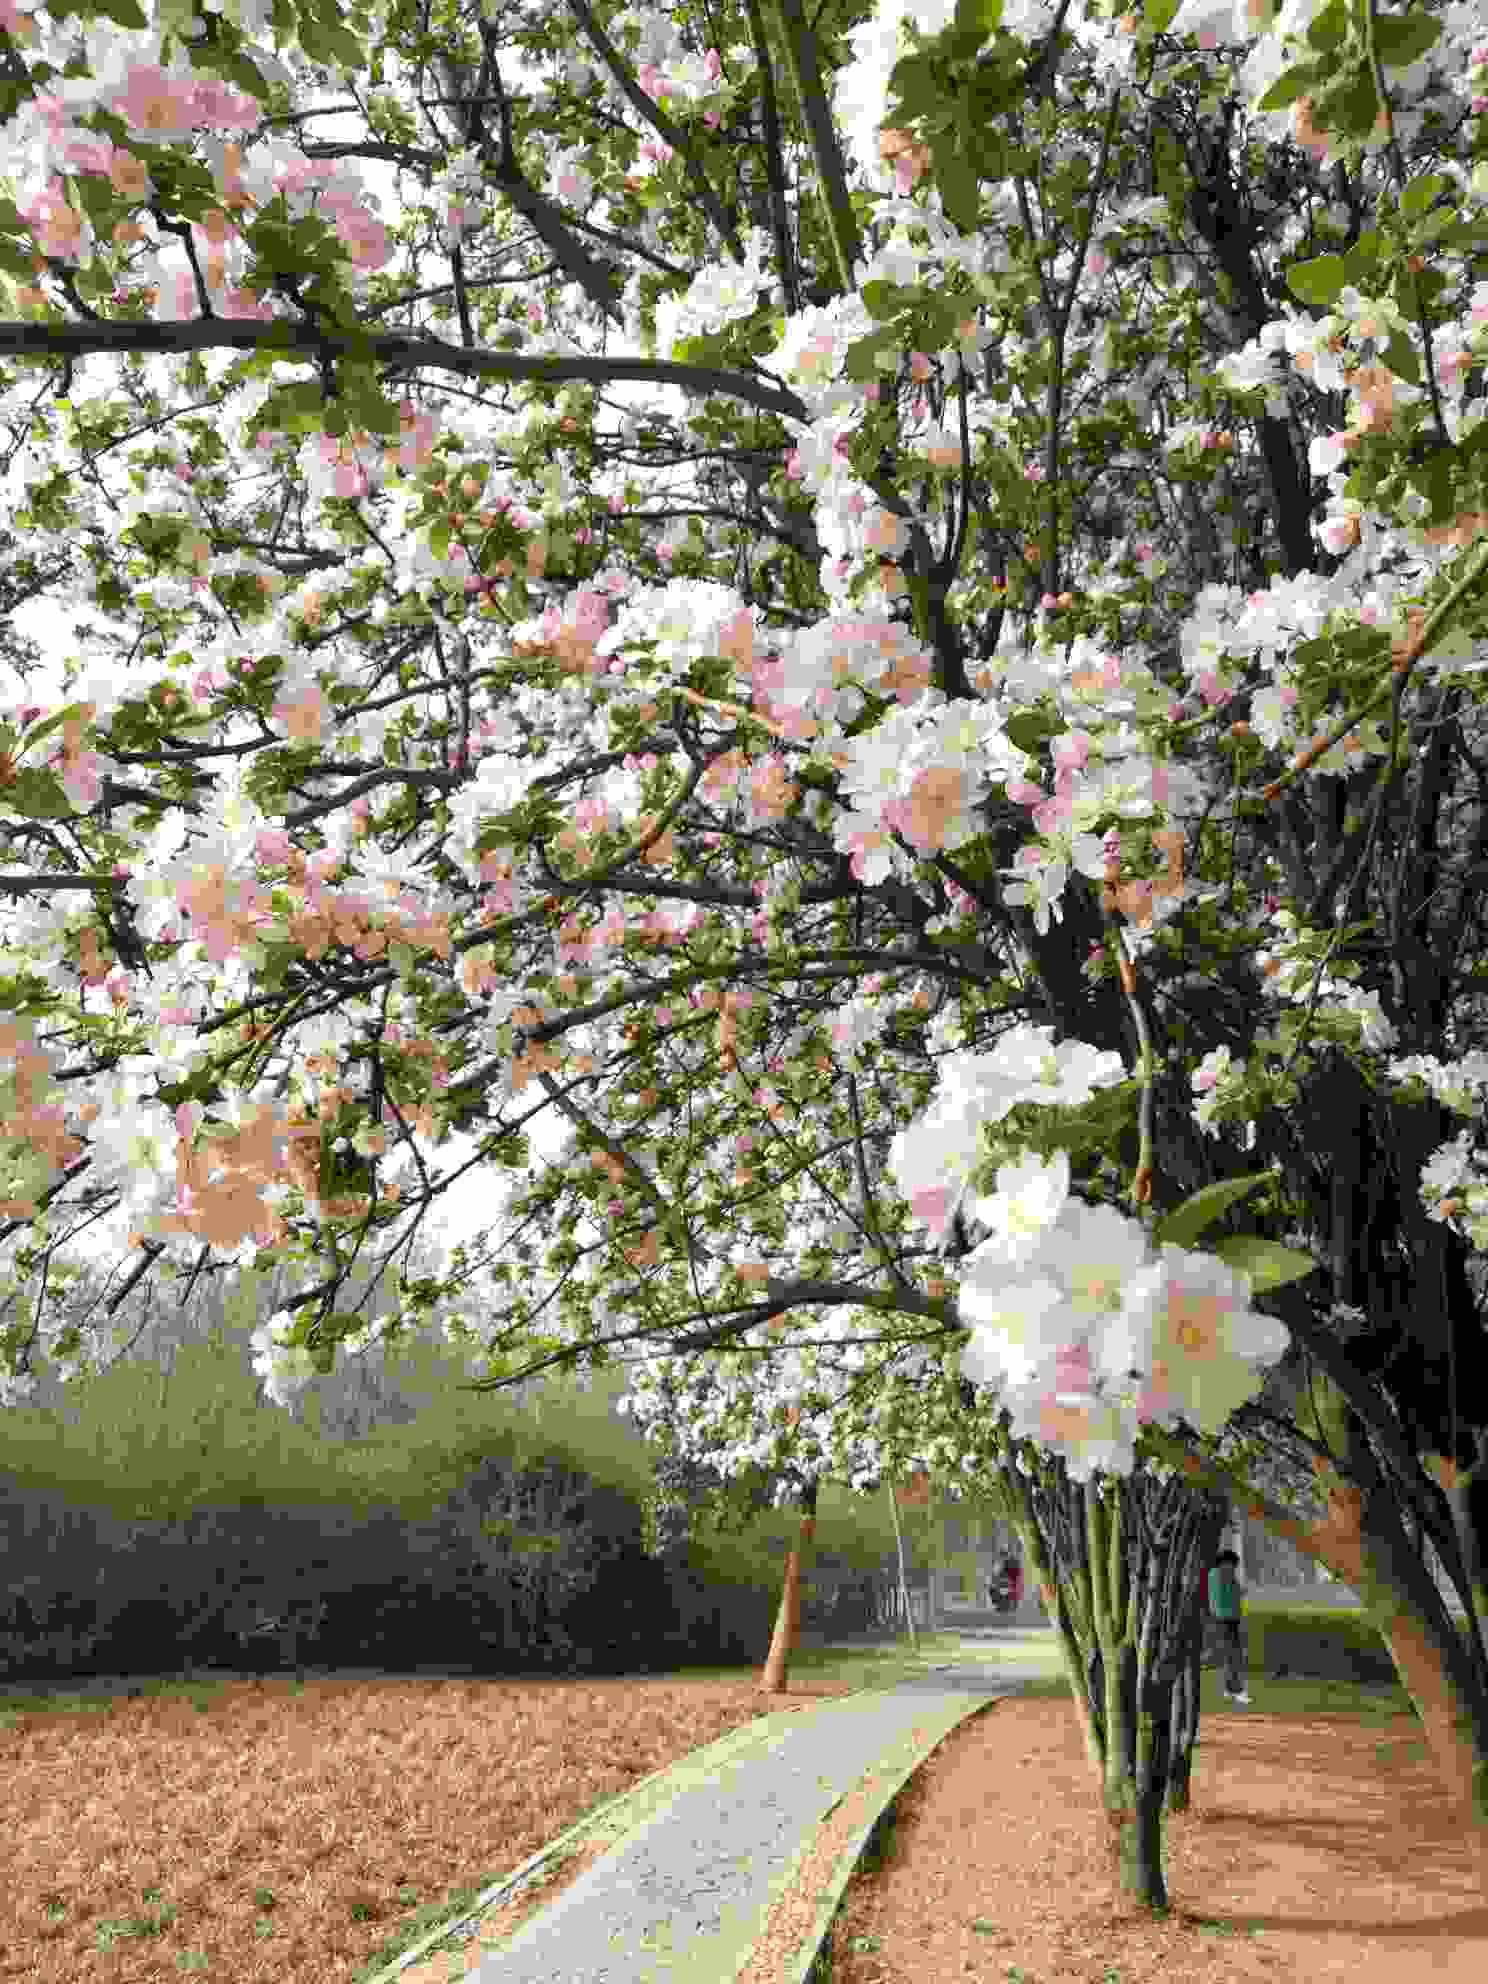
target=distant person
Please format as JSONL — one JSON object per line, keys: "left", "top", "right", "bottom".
{"left": 998, "top": 1551, "right": 1023, "bottom": 1611}
{"left": 1208, "top": 1548, "right": 1251, "bottom": 1703}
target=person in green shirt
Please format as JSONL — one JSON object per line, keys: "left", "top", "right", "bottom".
{"left": 1208, "top": 1549, "right": 1251, "bottom": 1703}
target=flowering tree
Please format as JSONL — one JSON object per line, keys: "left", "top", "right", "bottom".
{"left": 3, "top": 0, "right": 1488, "bottom": 1910}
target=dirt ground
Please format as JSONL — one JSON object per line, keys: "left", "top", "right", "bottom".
{"left": 4, "top": 1646, "right": 1486, "bottom": 1983}
{"left": 826, "top": 1692, "right": 1488, "bottom": 1984}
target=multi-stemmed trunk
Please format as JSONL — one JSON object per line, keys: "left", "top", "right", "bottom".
{"left": 999, "top": 1449, "right": 1226, "bottom": 1912}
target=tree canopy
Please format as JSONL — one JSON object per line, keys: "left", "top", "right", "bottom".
{"left": 0, "top": 0, "right": 1486, "bottom": 1732}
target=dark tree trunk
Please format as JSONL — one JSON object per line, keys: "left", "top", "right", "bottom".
{"left": 1167, "top": 1497, "right": 1227, "bottom": 1812}
{"left": 1100, "top": 1636, "right": 1171, "bottom": 1909}
{"left": 1164, "top": 1604, "right": 1204, "bottom": 1813}
{"left": 1121, "top": 1772, "right": 1170, "bottom": 1909}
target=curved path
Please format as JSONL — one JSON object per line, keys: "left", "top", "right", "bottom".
{"left": 370, "top": 1635, "right": 1063, "bottom": 1984}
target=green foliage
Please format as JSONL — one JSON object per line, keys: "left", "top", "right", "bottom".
{"left": 1206, "top": 1234, "right": 1319, "bottom": 1295}
{"left": 1285, "top": 253, "right": 1348, "bottom": 308}
{"left": 1150, "top": 1172, "right": 1275, "bottom": 1250}
{"left": 0, "top": 1254, "right": 939, "bottom": 1598}
{"left": 972, "top": 1079, "right": 1146, "bottom": 1189}
{"left": 1371, "top": 11, "right": 1441, "bottom": 67}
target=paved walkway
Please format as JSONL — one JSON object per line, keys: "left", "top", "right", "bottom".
{"left": 469, "top": 1661, "right": 1048, "bottom": 1982}
{"left": 380, "top": 1641, "right": 1059, "bottom": 1984}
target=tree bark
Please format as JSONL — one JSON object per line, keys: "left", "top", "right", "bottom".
{"left": 1164, "top": 1631, "right": 1200, "bottom": 1814}
{"left": 1164, "top": 1579, "right": 1207, "bottom": 1813}
{"left": 988, "top": 1435, "right": 1226, "bottom": 1906}
{"left": 1051, "top": 1580, "right": 1107, "bottom": 1773}
{"left": 1166, "top": 1496, "right": 1227, "bottom": 1812}
{"left": 1100, "top": 1634, "right": 1169, "bottom": 1907}
{"left": 759, "top": 1474, "right": 819, "bottom": 1693}
{"left": 1118, "top": 1768, "right": 1170, "bottom": 1912}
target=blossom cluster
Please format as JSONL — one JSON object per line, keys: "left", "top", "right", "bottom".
{"left": 888, "top": 1025, "right": 1291, "bottom": 1477}
{"left": 2, "top": 0, "right": 1488, "bottom": 1476}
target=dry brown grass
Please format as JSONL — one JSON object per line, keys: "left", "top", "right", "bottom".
{"left": 0, "top": 1662, "right": 861, "bottom": 1982}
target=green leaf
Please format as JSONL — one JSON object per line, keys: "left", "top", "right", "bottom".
{"left": 1305, "top": 0, "right": 1348, "bottom": 49}
{"left": 318, "top": 22, "right": 366, "bottom": 69}
{"left": 1342, "top": 230, "right": 1382, "bottom": 282}
{"left": 1331, "top": 65, "right": 1381, "bottom": 139}
{"left": 887, "top": 54, "right": 941, "bottom": 121}
{"left": 1371, "top": 11, "right": 1441, "bottom": 67}
{"left": 1400, "top": 172, "right": 1450, "bottom": 218}
{"left": 1150, "top": 1172, "right": 1274, "bottom": 1251}
{"left": 1285, "top": 253, "right": 1347, "bottom": 308}
{"left": 1256, "top": 66, "right": 1316, "bottom": 111}
{"left": 929, "top": 136, "right": 980, "bottom": 232}
{"left": 1003, "top": 707, "right": 1063, "bottom": 756}
{"left": 2, "top": 767, "right": 73, "bottom": 819}
{"left": 860, "top": 280, "right": 910, "bottom": 320}
{"left": 1207, "top": 1235, "right": 1320, "bottom": 1294}
{"left": 342, "top": 373, "right": 403, "bottom": 437}
{"left": 842, "top": 328, "right": 900, "bottom": 382}
{"left": 214, "top": 48, "right": 275, "bottom": 102}
{"left": 1381, "top": 329, "right": 1421, "bottom": 383}
{"left": 1146, "top": 0, "right": 1180, "bottom": 28}
{"left": 954, "top": 0, "right": 1002, "bottom": 37}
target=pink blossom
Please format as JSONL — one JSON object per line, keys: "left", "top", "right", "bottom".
{"left": 153, "top": 265, "right": 197, "bottom": 322}
{"left": 331, "top": 203, "right": 392, "bottom": 270}
{"left": 395, "top": 408, "right": 439, "bottom": 472}
{"left": 57, "top": 749, "right": 101, "bottom": 809}
{"left": 190, "top": 78, "right": 261, "bottom": 131}
{"left": 255, "top": 829, "right": 293, "bottom": 866}
{"left": 1053, "top": 1340, "right": 1093, "bottom": 1391}
{"left": 59, "top": 137, "right": 113, "bottom": 175}
{"left": 108, "top": 66, "right": 202, "bottom": 142}
{"left": 20, "top": 181, "right": 84, "bottom": 262}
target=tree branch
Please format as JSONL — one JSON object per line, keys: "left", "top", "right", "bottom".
{"left": 0, "top": 319, "right": 809, "bottom": 422}
{"left": 765, "top": 0, "right": 862, "bottom": 293}
{"left": 565, "top": 0, "right": 745, "bottom": 259}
